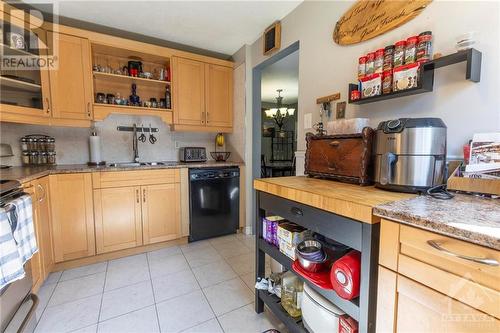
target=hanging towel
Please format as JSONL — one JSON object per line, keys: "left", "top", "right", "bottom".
{"left": 0, "top": 206, "right": 25, "bottom": 290}
{"left": 8, "top": 195, "right": 38, "bottom": 263}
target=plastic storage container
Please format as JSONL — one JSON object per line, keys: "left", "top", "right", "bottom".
{"left": 301, "top": 282, "right": 345, "bottom": 333}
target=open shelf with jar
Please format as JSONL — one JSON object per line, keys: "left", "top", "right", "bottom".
{"left": 91, "top": 43, "right": 173, "bottom": 123}
{"left": 348, "top": 48, "right": 481, "bottom": 105}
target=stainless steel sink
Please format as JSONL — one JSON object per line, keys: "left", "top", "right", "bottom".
{"left": 107, "top": 162, "right": 169, "bottom": 167}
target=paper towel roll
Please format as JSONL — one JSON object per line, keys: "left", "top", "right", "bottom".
{"left": 89, "top": 135, "right": 101, "bottom": 163}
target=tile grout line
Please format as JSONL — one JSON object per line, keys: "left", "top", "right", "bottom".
{"left": 145, "top": 252, "right": 162, "bottom": 333}
{"left": 96, "top": 261, "right": 109, "bottom": 325}
{"left": 183, "top": 244, "right": 226, "bottom": 333}
{"left": 33, "top": 274, "right": 60, "bottom": 332}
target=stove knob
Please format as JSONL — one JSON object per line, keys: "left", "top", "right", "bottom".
{"left": 387, "top": 119, "right": 401, "bottom": 130}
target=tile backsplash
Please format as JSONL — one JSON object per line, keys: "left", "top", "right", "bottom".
{"left": 0, "top": 114, "right": 222, "bottom": 166}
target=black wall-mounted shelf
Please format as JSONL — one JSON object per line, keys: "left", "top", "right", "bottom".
{"left": 348, "top": 48, "right": 482, "bottom": 105}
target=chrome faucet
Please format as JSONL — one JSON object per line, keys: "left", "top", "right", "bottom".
{"left": 132, "top": 123, "right": 139, "bottom": 163}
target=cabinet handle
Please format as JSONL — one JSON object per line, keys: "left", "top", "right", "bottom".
{"left": 87, "top": 102, "right": 91, "bottom": 118}
{"left": 136, "top": 189, "right": 140, "bottom": 203}
{"left": 427, "top": 240, "right": 499, "bottom": 266}
{"left": 206, "top": 112, "right": 209, "bottom": 123}
{"left": 45, "top": 98, "right": 51, "bottom": 114}
{"left": 143, "top": 189, "right": 146, "bottom": 203}
{"left": 290, "top": 207, "right": 303, "bottom": 216}
{"left": 37, "top": 184, "right": 45, "bottom": 202}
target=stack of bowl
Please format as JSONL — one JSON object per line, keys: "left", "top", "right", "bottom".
{"left": 296, "top": 240, "right": 328, "bottom": 272}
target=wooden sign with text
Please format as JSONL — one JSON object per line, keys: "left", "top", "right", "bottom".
{"left": 333, "top": 0, "right": 432, "bottom": 45}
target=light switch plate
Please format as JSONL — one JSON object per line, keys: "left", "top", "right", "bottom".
{"left": 304, "top": 113, "right": 312, "bottom": 129}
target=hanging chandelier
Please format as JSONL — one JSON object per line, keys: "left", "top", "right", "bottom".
{"left": 264, "top": 89, "right": 295, "bottom": 131}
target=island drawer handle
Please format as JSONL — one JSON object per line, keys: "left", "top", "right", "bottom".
{"left": 329, "top": 141, "right": 340, "bottom": 147}
{"left": 427, "top": 240, "right": 499, "bottom": 266}
{"left": 290, "top": 207, "right": 303, "bottom": 216}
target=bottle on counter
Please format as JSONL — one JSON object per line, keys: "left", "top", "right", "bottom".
{"left": 165, "top": 86, "right": 172, "bottom": 109}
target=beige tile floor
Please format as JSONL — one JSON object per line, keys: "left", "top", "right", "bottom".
{"left": 34, "top": 233, "right": 284, "bottom": 333}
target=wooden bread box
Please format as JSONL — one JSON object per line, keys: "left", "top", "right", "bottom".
{"left": 304, "top": 127, "right": 374, "bottom": 185}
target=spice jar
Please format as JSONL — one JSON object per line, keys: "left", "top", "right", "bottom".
{"left": 47, "top": 151, "right": 56, "bottom": 165}
{"left": 20, "top": 137, "right": 28, "bottom": 151}
{"left": 21, "top": 151, "right": 30, "bottom": 165}
{"left": 46, "top": 137, "right": 55, "bottom": 151}
{"left": 374, "top": 48, "right": 384, "bottom": 74}
{"left": 38, "top": 137, "right": 47, "bottom": 151}
{"left": 404, "top": 36, "right": 418, "bottom": 64}
{"left": 416, "top": 31, "right": 433, "bottom": 63}
{"left": 383, "top": 45, "right": 394, "bottom": 71}
{"left": 26, "top": 137, "right": 35, "bottom": 151}
{"left": 358, "top": 56, "right": 367, "bottom": 79}
{"left": 382, "top": 70, "right": 393, "bottom": 94}
{"left": 40, "top": 151, "right": 48, "bottom": 164}
{"left": 365, "top": 52, "right": 375, "bottom": 75}
{"left": 393, "top": 40, "right": 406, "bottom": 67}
{"left": 29, "top": 151, "right": 39, "bottom": 165}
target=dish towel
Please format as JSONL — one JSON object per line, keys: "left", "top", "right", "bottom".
{"left": 0, "top": 195, "right": 38, "bottom": 290}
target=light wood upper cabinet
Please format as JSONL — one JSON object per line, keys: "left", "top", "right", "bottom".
{"left": 47, "top": 32, "right": 93, "bottom": 121}
{"left": 94, "top": 186, "right": 143, "bottom": 254}
{"left": 142, "top": 183, "right": 180, "bottom": 244}
{"left": 49, "top": 173, "right": 95, "bottom": 262}
{"left": 205, "top": 64, "right": 233, "bottom": 128}
{"left": 172, "top": 57, "right": 205, "bottom": 126}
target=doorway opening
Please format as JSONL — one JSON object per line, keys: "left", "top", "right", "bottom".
{"left": 260, "top": 50, "right": 299, "bottom": 178}
{"left": 251, "top": 41, "right": 301, "bottom": 232}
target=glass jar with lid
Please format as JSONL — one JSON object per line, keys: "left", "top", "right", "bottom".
{"left": 21, "top": 151, "right": 30, "bottom": 165}
{"left": 47, "top": 151, "right": 56, "bottom": 165}
{"left": 281, "top": 271, "right": 303, "bottom": 318}
{"left": 29, "top": 151, "right": 39, "bottom": 165}
{"left": 46, "top": 137, "right": 55, "bottom": 151}
{"left": 40, "top": 151, "right": 48, "bottom": 164}
{"left": 20, "top": 137, "right": 29, "bottom": 151}
{"left": 26, "top": 137, "right": 36, "bottom": 151}
{"left": 38, "top": 137, "right": 47, "bottom": 151}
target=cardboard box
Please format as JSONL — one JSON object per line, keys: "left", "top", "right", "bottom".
{"left": 279, "top": 239, "right": 297, "bottom": 260}
{"left": 263, "top": 216, "right": 286, "bottom": 245}
{"left": 277, "top": 222, "right": 306, "bottom": 247}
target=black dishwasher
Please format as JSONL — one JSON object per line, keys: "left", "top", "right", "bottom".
{"left": 189, "top": 167, "right": 240, "bottom": 242}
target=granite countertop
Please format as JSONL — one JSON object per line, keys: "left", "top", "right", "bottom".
{"left": 374, "top": 194, "right": 500, "bottom": 250}
{"left": 0, "top": 160, "right": 244, "bottom": 183}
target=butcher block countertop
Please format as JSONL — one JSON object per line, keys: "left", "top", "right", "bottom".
{"left": 253, "top": 176, "right": 415, "bottom": 223}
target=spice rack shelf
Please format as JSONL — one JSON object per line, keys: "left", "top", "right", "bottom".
{"left": 348, "top": 48, "right": 482, "bottom": 105}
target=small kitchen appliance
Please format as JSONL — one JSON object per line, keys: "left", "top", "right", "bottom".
{"left": 330, "top": 250, "right": 361, "bottom": 301}
{"left": 180, "top": 147, "right": 207, "bottom": 163}
{"left": 374, "top": 117, "right": 447, "bottom": 193}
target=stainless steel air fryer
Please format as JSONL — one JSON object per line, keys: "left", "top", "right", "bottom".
{"left": 374, "top": 118, "right": 447, "bottom": 193}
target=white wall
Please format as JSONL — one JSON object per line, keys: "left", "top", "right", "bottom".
{"left": 0, "top": 114, "right": 219, "bottom": 166}
{"left": 249, "top": 0, "right": 500, "bottom": 159}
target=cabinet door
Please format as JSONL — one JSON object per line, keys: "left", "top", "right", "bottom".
{"left": 172, "top": 57, "right": 205, "bottom": 125}
{"left": 142, "top": 183, "right": 180, "bottom": 244}
{"left": 396, "top": 274, "right": 500, "bottom": 333}
{"left": 47, "top": 32, "right": 93, "bottom": 120}
{"left": 49, "top": 173, "right": 95, "bottom": 262}
{"left": 205, "top": 64, "right": 233, "bottom": 128}
{"left": 34, "top": 176, "right": 53, "bottom": 282}
{"left": 0, "top": 13, "right": 51, "bottom": 120}
{"left": 94, "top": 186, "right": 143, "bottom": 254}
{"left": 22, "top": 183, "right": 43, "bottom": 289}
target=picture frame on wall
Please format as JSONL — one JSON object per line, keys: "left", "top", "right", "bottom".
{"left": 263, "top": 21, "right": 281, "bottom": 55}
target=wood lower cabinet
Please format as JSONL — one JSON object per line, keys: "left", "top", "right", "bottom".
{"left": 94, "top": 186, "right": 143, "bottom": 254}
{"left": 49, "top": 173, "right": 95, "bottom": 262}
{"left": 47, "top": 32, "right": 93, "bottom": 123}
{"left": 142, "top": 183, "right": 180, "bottom": 244}
{"left": 377, "top": 219, "right": 500, "bottom": 332}
{"left": 34, "top": 177, "right": 53, "bottom": 284}
{"left": 377, "top": 267, "right": 500, "bottom": 333}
